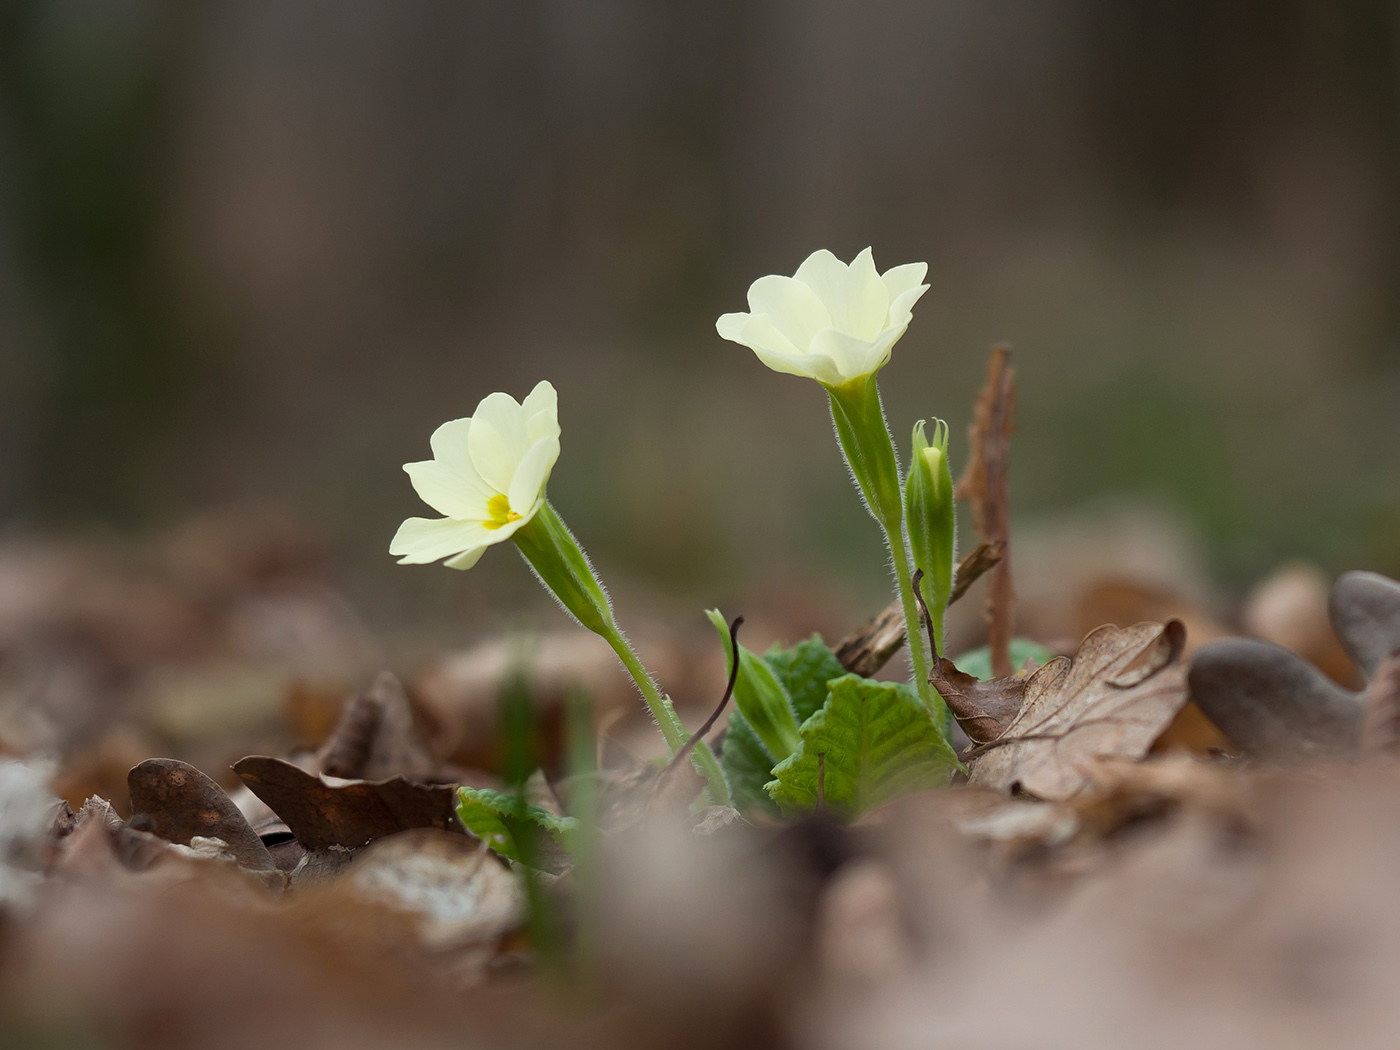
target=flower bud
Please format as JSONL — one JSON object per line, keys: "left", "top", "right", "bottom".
{"left": 905, "top": 419, "right": 956, "bottom": 653}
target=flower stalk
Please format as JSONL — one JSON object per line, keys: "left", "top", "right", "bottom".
{"left": 825, "top": 378, "right": 938, "bottom": 716}
{"left": 715, "top": 247, "right": 943, "bottom": 718}
{"left": 512, "top": 504, "right": 730, "bottom": 804}
{"left": 391, "top": 382, "right": 728, "bottom": 807}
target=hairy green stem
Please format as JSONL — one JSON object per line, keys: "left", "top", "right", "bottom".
{"left": 606, "top": 632, "right": 729, "bottom": 804}
{"left": 827, "top": 378, "right": 940, "bottom": 715}
{"left": 514, "top": 505, "right": 729, "bottom": 804}
{"left": 888, "top": 536, "right": 938, "bottom": 715}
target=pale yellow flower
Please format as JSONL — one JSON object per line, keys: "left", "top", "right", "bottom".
{"left": 716, "top": 247, "right": 929, "bottom": 386}
{"left": 390, "top": 381, "right": 560, "bottom": 570}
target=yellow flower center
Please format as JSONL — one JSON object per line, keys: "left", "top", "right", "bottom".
{"left": 482, "top": 493, "right": 523, "bottom": 530}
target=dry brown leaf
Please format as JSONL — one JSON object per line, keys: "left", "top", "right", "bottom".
{"left": 127, "top": 758, "right": 276, "bottom": 872}
{"left": 927, "top": 653, "right": 1030, "bottom": 745}
{"left": 955, "top": 346, "right": 1017, "bottom": 677}
{"left": 232, "top": 756, "right": 465, "bottom": 849}
{"left": 958, "top": 620, "right": 1189, "bottom": 799}
{"left": 316, "top": 672, "right": 439, "bottom": 782}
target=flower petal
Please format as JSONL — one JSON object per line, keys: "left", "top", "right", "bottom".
{"left": 404, "top": 461, "right": 493, "bottom": 519}
{"left": 428, "top": 417, "right": 474, "bottom": 476}
{"left": 390, "top": 516, "right": 493, "bottom": 564}
{"left": 792, "top": 248, "right": 848, "bottom": 307}
{"left": 521, "top": 380, "right": 560, "bottom": 445}
{"left": 508, "top": 436, "right": 560, "bottom": 514}
{"left": 716, "top": 311, "right": 753, "bottom": 343}
{"left": 722, "top": 313, "right": 844, "bottom": 384}
{"left": 880, "top": 261, "right": 928, "bottom": 303}
{"left": 809, "top": 328, "right": 884, "bottom": 384}
{"left": 444, "top": 546, "right": 487, "bottom": 571}
{"left": 842, "top": 247, "right": 892, "bottom": 339}
{"left": 795, "top": 248, "right": 889, "bottom": 339}
{"left": 857, "top": 324, "right": 907, "bottom": 377}
{"left": 467, "top": 393, "right": 528, "bottom": 493}
{"left": 745, "top": 274, "right": 831, "bottom": 352}
{"left": 886, "top": 282, "right": 929, "bottom": 329}
{"left": 483, "top": 507, "right": 533, "bottom": 546}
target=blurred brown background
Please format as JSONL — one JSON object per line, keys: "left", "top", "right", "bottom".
{"left": 1, "top": 0, "right": 1398, "bottom": 650}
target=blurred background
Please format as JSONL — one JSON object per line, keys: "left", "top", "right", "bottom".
{"left": 1, "top": 0, "right": 1398, "bottom": 663}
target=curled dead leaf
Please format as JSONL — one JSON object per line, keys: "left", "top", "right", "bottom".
{"left": 316, "top": 671, "right": 438, "bottom": 782}
{"left": 127, "top": 758, "right": 275, "bottom": 872}
{"left": 951, "top": 621, "right": 1190, "bottom": 800}
{"left": 233, "top": 756, "right": 466, "bottom": 850}
{"left": 928, "top": 657, "right": 1028, "bottom": 745}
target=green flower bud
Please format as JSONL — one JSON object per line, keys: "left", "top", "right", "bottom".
{"left": 905, "top": 419, "right": 956, "bottom": 653}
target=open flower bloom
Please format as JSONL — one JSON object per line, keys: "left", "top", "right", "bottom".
{"left": 390, "top": 381, "right": 561, "bottom": 570}
{"left": 716, "top": 247, "right": 929, "bottom": 387}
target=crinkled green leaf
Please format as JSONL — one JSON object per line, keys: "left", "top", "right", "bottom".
{"left": 456, "top": 786, "right": 578, "bottom": 864}
{"left": 768, "top": 674, "right": 962, "bottom": 817}
{"left": 764, "top": 634, "right": 845, "bottom": 723}
{"left": 706, "top": 609, "right": 802, "bottom": 761}
{"left": 720, "top": 711, "right": 781, "bottom": 818}
{"left": 719, "top": 634, "right": 844, "bottom": 819}
{"left": 951, "top": 637, "right": 1058, "bottom": 682}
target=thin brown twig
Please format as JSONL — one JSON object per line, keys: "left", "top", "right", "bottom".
{"left": 833, "top": 541, "right": 1005, "bottom": 677}
{"left": 911, "top": 568, "right": 942, "bottom": 661}
{"left": 957, "top": 346, "right": 1017, "bottom": 677}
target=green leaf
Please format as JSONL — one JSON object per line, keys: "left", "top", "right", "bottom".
{"left": 456, "top": 786, "right": 579, "bottom": 864}
{"left": 763, "top": 635, "right": 845, "bottom": 723}
{"left": 706, "top": 609, "right": 802, "bottom": 761}
{"left": 950, "top": 638, "right": 1058, "bottom": 682}
{"left": 720, "top": 710, "right": 781, "bottom": 818}
{"left": 719, "top": 634, "right": 844, "bottom": 819}
{"left": 767, "top": 674, "right": 962, "bottom": 817}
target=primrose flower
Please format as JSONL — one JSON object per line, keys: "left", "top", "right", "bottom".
{"left": 390, "top": 381, "right": 560, "bottom": 570}
{"left": 716, "top": 247, "right": 929, "bottom": 388}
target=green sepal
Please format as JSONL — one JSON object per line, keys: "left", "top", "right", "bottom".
{"left": 511, "top": 502, "right": 614, "bottom": 636}
{"left": 825, "top": 376, "right": 903, "bottom": 529}
{"left": 456, "top": 785, "right": 579, "bottom": 865}
{"left": 767, "top": 673, "right": 962, "bottom": 817}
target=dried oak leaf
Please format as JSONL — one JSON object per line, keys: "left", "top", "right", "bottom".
{"left": 951, "top": 620, "right": 1189, "bottom": 800}
{"left": 128, "top": 758, "right": 275, "bottom": 872}
{"left": 316, "top": 671, "right": 438, "bottom": 782}
{"left": 232, "top": 756, "right": 465, "bottom": 850}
